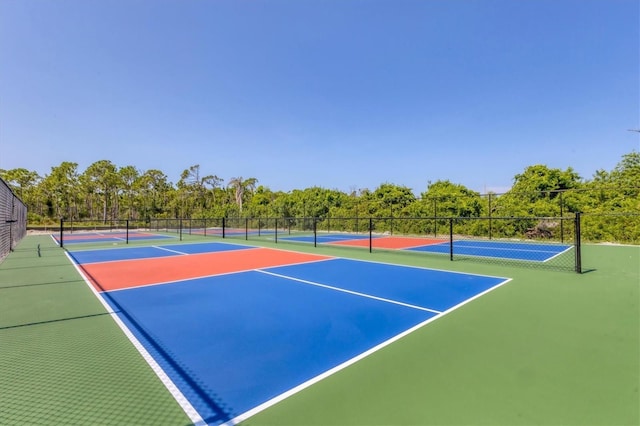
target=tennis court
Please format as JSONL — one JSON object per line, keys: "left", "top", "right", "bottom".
{"left": 52, "top": 231, "right": 174, "bottom": 245}
{"left": 407, "top": 239, "right": 572, "bottom": 262}
{"left": 2, "top": 234, "right": 639, "bottom": 425}
{"left": 67, "top": 241, "right": 509, "bottom": 425}
{"left": 280, "top": 233, "right": 571, "bottom": 262}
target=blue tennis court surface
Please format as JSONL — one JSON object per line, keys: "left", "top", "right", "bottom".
{"left": 79, "top": 243, "right": 510, "bottom": 425}
{"left": 54, "top": 232, "right": 174, "bottom": 245}
{"left": 408, "top": 240, "right": 571, "bottom": 262}
{"left": 69, "top": 242, "right": 254, "bottom": 264}
{"left": 279, "top": 234, "right": 571, "bottom": 262}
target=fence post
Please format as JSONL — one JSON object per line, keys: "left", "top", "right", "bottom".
{"left": 179, "top": 219, "right": 183, "bottom": 241}
{"left": 245, "top": 218, "right": 249, "bottom": 240}
{"left": 313, "top": 218, "right": 317, "bottom": 247}
{"left": 222, "top": 217, "right": 226, "bottom": 238}
{"left": 369, "top": 217, "right": 373, "bottom": 253}
{"left": 60, "top": 218, "right": 64, "bottom": 248}
{"left": 449, "top": 218, "right": 454, "bottom": 261}
{"left": 275, "top": 218, "right": 278, "bottom": 243}
{"left": 574, "top": 212, "right": 582, "bottom": 273}
{"left": 560, "top": 192, "right": 564, "bottom": 243}
{"left": 126, "top": 220, "right": 129, "bottom": 244}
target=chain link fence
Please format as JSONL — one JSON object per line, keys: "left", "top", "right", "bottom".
{"left": 0, "top": 178, "right": 27, "bottom": 263}
{"left": 65, "top": 212, "right": 640, "bottom": 274}
{"left": 187, "top": 215, "right": 583, "bottom": 273}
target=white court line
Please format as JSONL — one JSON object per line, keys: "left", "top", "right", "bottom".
{"left": 72, "top": 245, "right": 261, "bottom": 266}
{"left": 225, "top": 275, "right": 513, "bottom": 426}
{"left": 152, "top": 245, "right": 189, "bottom": 255}
{"left": 331, "top": 254, "right": 509, "bottom": 281}
{"left": 256, "top": 269, "right": 443, "bottom": 315}
{"left": 65, "top": 252, "right": 206, "bottom": 426}
{"left": 459, "top": 244, "right": 566, "bottom": 254}
{"left": 104, "top": 257, "right": 335, "bottom": 294}
{"left": 414, "top": 242, "right": 570, "bottom": 262}
{"left": 543, "top": 245, "right": 574, "bottom": 262}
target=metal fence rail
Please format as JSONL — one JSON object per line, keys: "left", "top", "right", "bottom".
{"left": 185, "top": 215, "right": 584, "bottom": 273}
{"left": 63, "top": 215, "right": 583, "bottom": 273}
{"left": 0, "top": 178, "right": 27, "bottom": 263}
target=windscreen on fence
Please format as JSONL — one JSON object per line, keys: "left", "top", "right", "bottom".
{"left": 0, "top": 178, "right": 27, "bottom": 263}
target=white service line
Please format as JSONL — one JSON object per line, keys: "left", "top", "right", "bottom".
{"left": 152, "top": 245, "right": 189, "bottom": 255}
{"left": 256, "top": 269, "right": 442, "bottom": 314}
{"left": 226, "top": 275, "right": 513, "bottom": 426}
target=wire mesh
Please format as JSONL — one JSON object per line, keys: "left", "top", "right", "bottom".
{"left": 0, "top": 178, "right": 27, "bottom": 263}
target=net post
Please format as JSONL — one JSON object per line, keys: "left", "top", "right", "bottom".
{"left": 126, "top": 220, "right": 129, "bottom": 244}
{"left": 560, "top": 192, "right": 565, "bottom": 243}
{"left": 222, "top": 217, "right": 226, "bottom": 238}
{"left": 449, "top": 218, "right": 454, "bottom": 261}
{"left": 60, "top": 218, "right": 64, "bottom": 248}
{"left": 574, "top": 212, "right": 582, "bottom": 273}
{"left": 369, "top": 217, "right": 373, "bottom": 253}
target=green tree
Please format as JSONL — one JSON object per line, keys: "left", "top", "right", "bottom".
{"left": 246, "top": 185, "right": 278, "bottom": 217}
{"left": 40, "top": 162, "right": 80, "bottom": 219}
{"left": 81, "top": 160, "right": 120, "bottom": 222}
{"left": 119, "top": 165, "right": 140, "bottom": 219}
{"left": 0, "top": 168, "right": 42, "bottom": 219}
{"left": 421, "top": 180, "right": 482, "bottom": 217}
{"left": 580, "top": 151, "right": 640, "bottom": 243}
{"left": 0, "top": 168, "right": 40, "bottom": 199}
{"left": 228, "top": 176, "right": 258, "bottom": 215}
{"left": 135, "top": 169, "right": 171, "bottom": 219}
{"left": 495, "top": 165, "right": 583, "bottom": 217}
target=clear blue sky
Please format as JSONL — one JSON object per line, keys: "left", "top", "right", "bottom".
{"left": 1, "top": 0, "right": 638, "bottom": 195}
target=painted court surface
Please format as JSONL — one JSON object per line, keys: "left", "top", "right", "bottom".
{"left": 281, "top": 234, "right": 571, "bottom": 262}
{"left": 54, "top": 231, "right": 174, "bottom": 245}
{"left": 68, "top": 242, "right": 509, "bottom": 425}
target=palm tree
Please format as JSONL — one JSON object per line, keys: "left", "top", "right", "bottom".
{"left": 228, "top": 177, "right": 258, "bottom": 214}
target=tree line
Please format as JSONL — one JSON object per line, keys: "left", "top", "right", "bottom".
{"left": 1, "top": 151, "right": 639, "bottom": 243}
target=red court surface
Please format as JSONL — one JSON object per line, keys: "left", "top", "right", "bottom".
{"left": 80, "top": 247, "right": 331, "bottom": 291}
{"left": 331, "top": 236, "right": 446, "bottom": 249}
